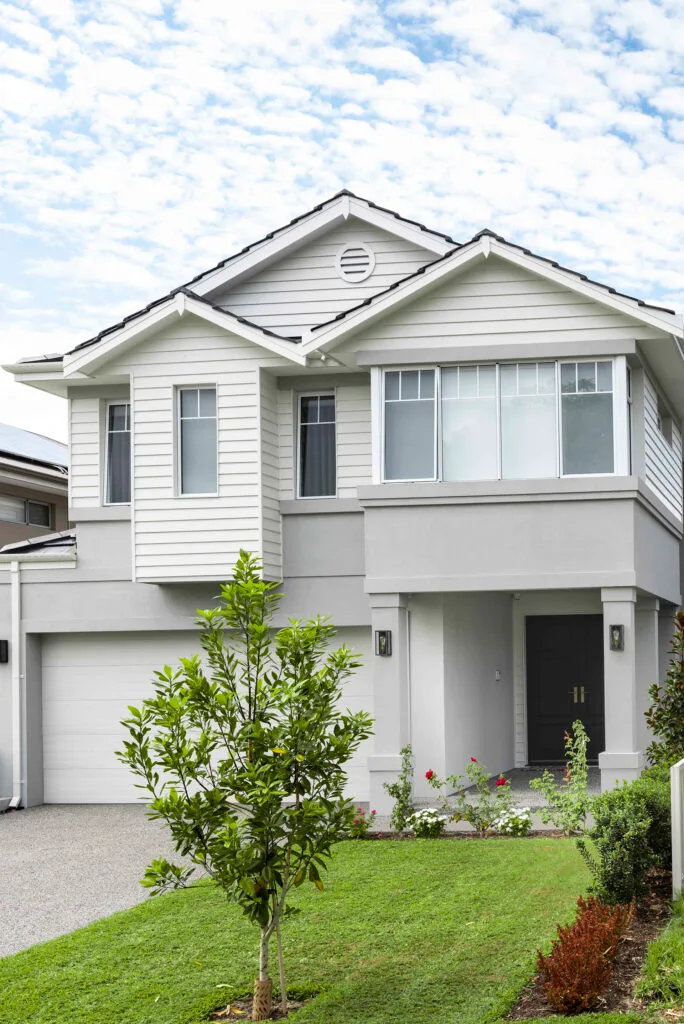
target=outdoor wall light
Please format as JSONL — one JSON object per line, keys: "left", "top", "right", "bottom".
{"left": 375, "top": 630, "right": 392, "bottom": 657}
{"left": 609, "top": 625, "right": 625, "bottom": 652}
{"left": 0, "top": 640, "right": 8, "bottom": 663}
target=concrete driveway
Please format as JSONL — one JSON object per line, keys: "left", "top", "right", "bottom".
{"left": 0, "top": 805, "right": 183, "bottom": 958}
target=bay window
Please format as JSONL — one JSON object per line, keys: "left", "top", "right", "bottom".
{"left": 381, "top": 359, "right": 622, "bottom": 483}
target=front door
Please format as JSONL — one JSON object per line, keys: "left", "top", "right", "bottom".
{"left": 526, "top": 615, "right": 604, "bottom": 764}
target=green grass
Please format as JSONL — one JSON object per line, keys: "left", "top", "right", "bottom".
{"left": 0, "top": 838, "right": 591, "bottom": 1024}
{"left": 636, "top": 896, "right": 684, "bottom": 1006}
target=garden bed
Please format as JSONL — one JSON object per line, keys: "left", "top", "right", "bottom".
{"left": 506, "top": 869, "right": 672, "bottom": 1019}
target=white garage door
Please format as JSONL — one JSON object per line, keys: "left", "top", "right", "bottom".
{"left": 42, "top": 627, "right": 373, "bottom": 803}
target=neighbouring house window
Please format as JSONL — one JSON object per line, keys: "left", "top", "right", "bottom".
{"left": 382, "top": 359, "right": 622, "bottom": 482}
{"left": 500, "top": 362, "right": 557, "bottom": 479}
{"left": 106, "top": 402, "right": 131, "bottom": 504}
{"left": 441, "top": 365, "right": 497, "bottom": 481}
{"left": 384, "top": 369, "right": 436, "bottom": 481}
{"left": 298, "top": 394, "right": 336, "bottom": 497}
{"left": 179, "top": 387, "right": 217, "bottom": 495}
{"left": 561, "top": 361, "right": 614, "bottom": 474}
{"left": 0, "top": 494, "right": 52, "bottom": 528}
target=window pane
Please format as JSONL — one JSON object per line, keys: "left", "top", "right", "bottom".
{"left": 0, "top": 495, "right": 25, "bottom": 524}
{"left": 199, "top": 388, "right": 216, "bottom": 417}
{"left": 441, "top": 367, "right": 458, "bottom": 399}
{"left": 561, "top": 363, "right": 576, "bottom": 394}
{"left": 300, "top": 422, "right": 336, "bottom": 496}
{"left": 479, "top": 365, "right": 496, "bottom": 397}
{"left": 181, "top": 417, "right": 217, "bottom": 493}
{"left": 500, "top": 364, "right": 517, "bottom": 397}
{"left": 562, "top": 393, "right": 614, "bottom": 474}
{"left": 577, "top": 362, "right": 596, "bottom": 393}
{"left": 538, "top": 363, "right": 555, "bottom": 394}
{"left": 385, "top": 400, "right": 435, "bottom": 480}
{"left": 108, "top": 403, "right": 128, "bottom": 431}
{"left": 442, "top": 395, "right": 498, "bottom": 481}
{"left": 107, "top": 430, "right": 131, "bottom": 503}
{"left": 300, "top": 396, "right": 318, "bottom": 423}
{"left": 318, "top": 395, "right": 335, "bottom": 422}
{"left": 419, "top": 370, "right": 435, "bottom": 399}
{"left": 459, "top": 366, "right": 477, "bottom": 398}
{"left": 401, "top": 371, "right": 419, "bottom": 400}
{"left": 597, "top": 361, "right": 613, "bottom": 392}
{"left": 501, "top": 395, "right": 557, "bottom": 479}
{"left": 180, "top": 389, "right": 198, "bottom": 417}
{"left": 385, "top": 372, "right": 400, "bottom": 401}
{"left": 518, "top": 364, "right": 537, "bottom": 395}
{"left": 27, "top": 501, "right": 51, "bottom": 528}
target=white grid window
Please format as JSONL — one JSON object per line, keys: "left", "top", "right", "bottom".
{"left": 179, "top": 388, "right": 217, "bottom": 495}
{"left": 384, "top": 369, "right": 436, "bottom": 481}
{"left": 106, "top": 402, "right": 131, "bottom": 504}
{"left": 298, "top": 394, "right": 336, "bottom": 498}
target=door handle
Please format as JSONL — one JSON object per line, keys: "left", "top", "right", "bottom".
{"left": 568, "top": 686, "right": 579, "bottom": 704}
{"left": 580, "top": 686, "right": 585, "bottom": 704}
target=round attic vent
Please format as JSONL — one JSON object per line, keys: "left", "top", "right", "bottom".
{"left": 335, "top": 243, "right": 376, "bottom": 283}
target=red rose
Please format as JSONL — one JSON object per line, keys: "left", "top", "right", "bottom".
{"left": 496, "top": 776, "right": 506, "bottom": 787}
{"left": 470, "top": 757, "right": 477, "bottom": 763}
{"left": 425, "top": 769, "right": 435, "bottom": 780}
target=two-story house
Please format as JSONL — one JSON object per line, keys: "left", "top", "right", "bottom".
{"left": 1, "top": 190, "right": 683, "bottom": 813}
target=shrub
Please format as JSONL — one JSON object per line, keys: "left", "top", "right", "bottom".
{"left": 577, "top": 785, "right": 653, "bottom": 903}
{"left": 537, "top": 895, "right": 634, "bottom": 1013}
{"left": 348, "top": 807, "right": 376, "bottom": 838}
{"left": 427, "top": 758, "right": 513, "bottom": 833}
{"left": 493, "top": 806, "right": 533, "bottom": 836}
{"left": 633, "top": 763, "right": 672, "bottom": 869}
{"left": 646, "top": 611, "right": 684, "bottom": 766}
{"left": 383, "top": 745, "right": 415, "bottom": 831}
{"left": 529, "top": 720, "right": 591, "bottom": 834}
{"left": 407, "top": 808, "right": 447, "bottom": 838}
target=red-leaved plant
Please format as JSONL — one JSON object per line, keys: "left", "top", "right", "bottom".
{"left": 536, "top": 895, "right": 634, "bottom": 1013}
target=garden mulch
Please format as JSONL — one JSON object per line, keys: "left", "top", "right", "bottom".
{"left": 506, "top": 868, "right": 673, "bottom": 1019}
{"left": 210, "top": 997, "right": 306, "bottom": 1020}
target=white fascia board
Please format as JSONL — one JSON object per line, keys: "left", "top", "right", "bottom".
{"left": 488, "top": 240, "right": 684, "bottom": 339}
{"left": 302, "top": 237, "right": 683, "bottom": 357}
{"left": 63, "top": 296, "right": 306, "bottom": 377}
{"left": 191, "top": 202, "right": 347, "bottom": 296}
{"left": 347, "top": 197, "right": 451, "bottom": 255}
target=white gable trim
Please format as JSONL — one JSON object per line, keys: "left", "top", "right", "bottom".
{"left": 301, "top": 237, "right": 684, "bottom": 355}
{"left": 62, "top": 296, "right": 306, "bottom": 378}
{"left": 190, "top": 195, "right": 451, "bottom": 298}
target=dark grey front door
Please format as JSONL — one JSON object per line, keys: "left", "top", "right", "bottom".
{"left": 526, "top": 614, "right": 604, "bottom": 764}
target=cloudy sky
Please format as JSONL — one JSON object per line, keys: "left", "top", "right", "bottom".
{"left": 1, "top": 0, "right": 684, "bottom": 442}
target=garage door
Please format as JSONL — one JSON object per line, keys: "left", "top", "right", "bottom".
{"left": 42, "top": 627, "right": 372, "bottom": 803}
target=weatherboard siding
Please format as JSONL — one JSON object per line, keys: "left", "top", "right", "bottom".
{"left": 335, "top": 256, "right": 666, "bottom": 357}
{"left": 643, "top": 372, "right": 683, "bottom": 520}
{"left": 110, "top": 316, "right": 291, "bottom": 582}
{"left": 69, "top": 396, "right": 101, "bottom": 508}
{"left": 213, "top": 217, "right": 436, "bottom": 336}
{"left": 260, "top": 370, "right": 282, "bottom": 578}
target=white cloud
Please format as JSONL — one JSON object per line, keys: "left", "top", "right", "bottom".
{"left": 1, "top": 0, "right": 684, "bottom": 437}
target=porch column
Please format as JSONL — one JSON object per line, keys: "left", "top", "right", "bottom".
{"left": 367, "top": 593, "right": 409, "bottom": 814}
{"left": 635, "top": 597, "right": 659, "bottom": 757}
{"left": 600, "top": 587, "right": 643, "bottom": 788}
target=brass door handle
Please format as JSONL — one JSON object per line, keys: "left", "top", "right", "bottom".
{"left": 580, "top": 686, "right": 585, "bottom": 704}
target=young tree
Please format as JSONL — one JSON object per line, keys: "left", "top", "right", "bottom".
{"left": 646, "top": 611, "right": 684, "bottom": 766}
{"left": 117, "top": 551, "right": 373, "bottom": 1021}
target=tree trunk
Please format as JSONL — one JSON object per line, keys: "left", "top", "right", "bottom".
{"left": 275, "top": 914, "right": 287, "bottom": 1012}
{"left": 252, "top": 928, "right": 273, "bottom": 1021}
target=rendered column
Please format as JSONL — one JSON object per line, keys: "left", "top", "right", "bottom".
{"left": 635, "top": 597, "right": 659, "bottom": 757}
{"left": 599, "top": 587, "right": 643, "bottom": 788}
{"left": 367, "top": 593, "right": 409, "bottom": 814}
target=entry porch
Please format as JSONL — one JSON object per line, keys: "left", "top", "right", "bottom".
{"left": 368, "top": 588, "right": 673, "bottom": 813}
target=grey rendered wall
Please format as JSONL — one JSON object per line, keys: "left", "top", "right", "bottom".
{"left": 634, "top": 503, "right": 681, "bottom": 605}
{"left": 443, "top": 592, "right": 514, "bottom": 779}
{"left": 0, "top": 581, "right": 11, "bottom": 799}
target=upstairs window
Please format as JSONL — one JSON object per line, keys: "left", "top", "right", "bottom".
{"left": 0, "top": 494, "right": 52, "bottom": 529}
{"left": 560, "top": 361, "right": 614, "bottom": 474}
{"left": 179, "top": 387, "right": 217, "bottom": 495}
{"left": 298, "top": 394, "right": 336, "bottom": 497}
{"left": 384, "top": 369, "right": 436, "bottom": 481}
{"left": 105, "top": 402, "right": 131, "bottom": 504}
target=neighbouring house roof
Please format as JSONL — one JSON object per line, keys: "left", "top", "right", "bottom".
{"left": 0, "top": 422, "right": 68, "bottom": 471}
{"left": 0, "top": 529, "right": 76, "bottom": 555}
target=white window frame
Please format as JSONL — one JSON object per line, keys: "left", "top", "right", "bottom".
{"left": 176, "top": 386, "right": 219, "bottom": 497}
{"left": 296, "top": 390, "right": 337, "bottom": 499}
{"left": 104, "top": 400, "right": 131, "bottom": 506}
{"left": 380, "top": 356, "right": 630, "bottom": 484}
{"left": 381, "top": 367, "right": 439, "bottom": 484}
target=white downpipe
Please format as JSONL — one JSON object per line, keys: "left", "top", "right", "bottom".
{"left": 9, "top": 560, "right": 22, "bottom": 808}
{"left": 672, "top": 757, "right": 684, "bottom": 899}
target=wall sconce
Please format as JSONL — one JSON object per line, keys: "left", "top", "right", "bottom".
{"left": 0, "top": 640, "right": 8, "bottom": 663}
{"left": 375, "top": 630, "right": 392, "bottom": 657}
{"left": 609, "top": 625, "right": 625, "bottom": 652}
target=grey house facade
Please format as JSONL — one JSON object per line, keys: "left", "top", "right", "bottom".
{"left": 1, "top": 191, "right": 683, "bottom": 812}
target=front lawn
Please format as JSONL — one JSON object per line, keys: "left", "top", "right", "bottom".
{"left": 0, "top": 838, "right": 589, "bottom": 1024}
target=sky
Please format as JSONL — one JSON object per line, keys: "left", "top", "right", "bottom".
{"left": 2, "top": 0, "right": 684, "bottom": 443}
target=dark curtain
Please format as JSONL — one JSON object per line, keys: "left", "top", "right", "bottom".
{"left": 107, "top": 431, "right": 131, "bottom": 503}
{"left": 300, "top": 422, "right": 335, "bottom": 496}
